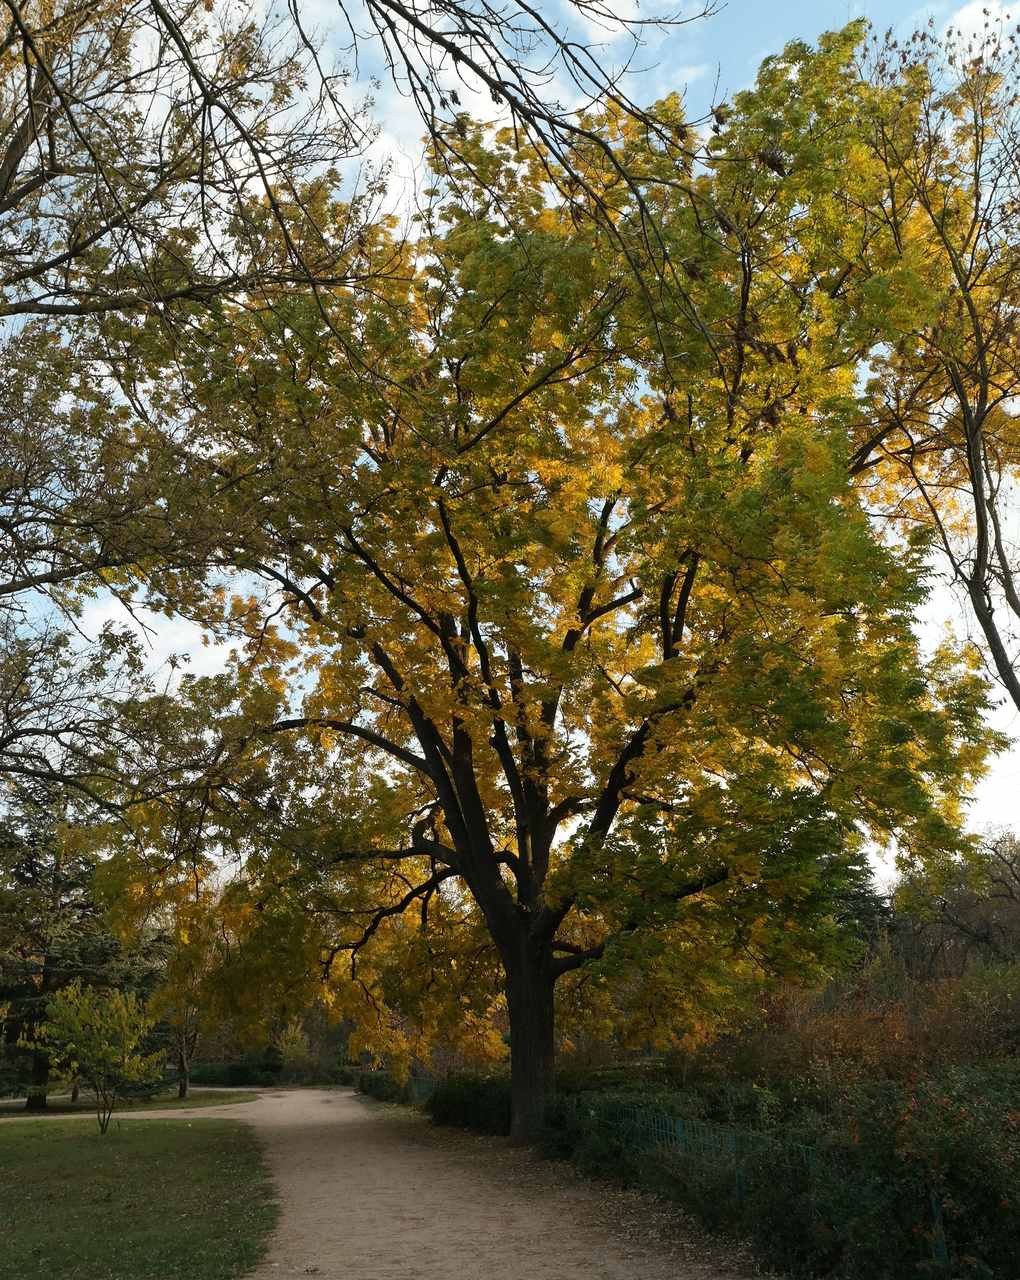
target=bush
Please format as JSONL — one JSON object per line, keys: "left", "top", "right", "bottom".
{"left": 425, "top": 1073, "right": 511, "bottom": 1135}
{"left": 189, "top": 1060, "right": 280, "bottom": 1087}
{"left": 188, "top": 1062, "right": 230, "bottom": 1087}
{"left": 557, "top": 1068, "right": 785, "bottom": 1129}
{"left": 541, "top": 1092, "right": 642, "bottom": 1177}
{"left": 543, "top": 1065, "right": 1020, "bottom": 1279}
{"left": 190, "top": 1056, "right": 356, "bottom": 1088}
{"left": 555, "top": 1061, "right": 672, "bottom": 1096}
{"left": 888, "top": 1064, "right": 1020, "bottom": 1278}
{"left": 119, "top": 1074, "right": 172, "bottom": 1102}
{"left": 355, "top": 1069, "right": 405, "bottom": 1102}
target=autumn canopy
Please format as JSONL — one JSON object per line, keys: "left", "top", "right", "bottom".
{"left": 2, "top": 6, "right": 1017, "bottom": 1141}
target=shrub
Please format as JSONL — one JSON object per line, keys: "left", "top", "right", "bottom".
{"left": 891, "top": 1063, "right": 1020, "bottom": 1278}
{"left": 189, "top": 1059, "right": 280, "bottom": 1087}
{"left": 425, "top": 1073, "right": 511, "bottom": 1135}
{"left": 188, "top": 1061, "right": 231, "bottom": 1087}
{"left": 191, "top": 1056, "right": 355, "bottom": 1088}
{"left": 355, "top": 1070, "right": 405, "bottom": 1103}
{"left": 545, "top": 1066, "right": 1020, "bottom": 1279}
{"left": 353, "top": 1068, "right": 433, "bottom": 1103}
{"left": 555, "top": 1061, "right": 672, "bottom": 1096}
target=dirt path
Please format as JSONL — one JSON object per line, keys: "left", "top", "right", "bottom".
{"left": 115, "top": 1088, "right": 764, "bottom": 1280}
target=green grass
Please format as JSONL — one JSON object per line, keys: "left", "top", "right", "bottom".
{"left": 0, "top": 1088, "right": 260, "bottom": 1118}
{"left": 0, "top": 1118, "right": 277, "bottom": 1280}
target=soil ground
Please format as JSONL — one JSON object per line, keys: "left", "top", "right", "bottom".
{"left": 133, "top": 1087, "right": 765, "bottom": 1280}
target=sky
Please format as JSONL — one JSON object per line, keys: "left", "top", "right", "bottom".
{"left": 81, "top": 0, "right": 1020, "bottom": 853}
{"left": 612, "top": 0, "right": 959, "bottom": 104}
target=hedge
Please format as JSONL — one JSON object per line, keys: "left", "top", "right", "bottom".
{"left": 189, "top": 1061, "right": 281, "bottom": 1087}
{"left": 425, "top": 1073, "right": 511, "bottom": 1134}
{"left": 189, "top": 1060, "right": 353, "bottom": 1087}
{"left": 354, "top": 1069, "right": 434, "bottom": 1105}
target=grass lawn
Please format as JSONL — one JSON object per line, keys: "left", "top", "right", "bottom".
{"left": 0, "top": 1088, "right": 260, "bottom": 1118}
{"left": 0, "top": 1118, "right": 277, "bottom": 1280}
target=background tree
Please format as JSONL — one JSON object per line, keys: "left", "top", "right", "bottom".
{"left": 0, "top": 788, "right": 159, "bottom": 1108}
{"left": 143, "top": 882, "right": 222, "bottom": 1099}
{"left": 0, "top": 0, "right": 368, "bottom": 322}
{"left": 674, "top": 18, "right": 1020, "bottom": 712}
{"left": 797, "top": 19, "right": 1020, "bottom": 710}
{"left": 895, "top": 829, "right": 1020, "bottom": 977}
{"left": 0, "top": 0, "right": 378, "bottom": 799}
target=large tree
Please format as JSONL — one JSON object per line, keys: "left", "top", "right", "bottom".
{"left": 101, "top": 54, "right": 1001, "bottom": 1136}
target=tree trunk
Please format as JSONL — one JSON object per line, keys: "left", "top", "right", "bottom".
{"left": 25, "top": 1049, "right": 49, "bottom": 1111}
{"left": 26, "top": 946, "right": 61, "bottom": 1111}
{"left": 505, "top": 942, "right": 556, "bottom": 1144}
{"left": 177, "top": 1047, "right": 189, "bottom": 1099}
{"left": 70, "top": 1080, "right": 80, "bottom": 1103}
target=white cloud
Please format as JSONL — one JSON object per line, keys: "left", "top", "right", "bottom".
{"left": 568, "top": 0, "right": 643, "bottom": 45}
{"left": 944, "top": 0, "right": 1018, "bottom": 45}
{"left": 78, "top": 594, "right": 234, "bottom": 686}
